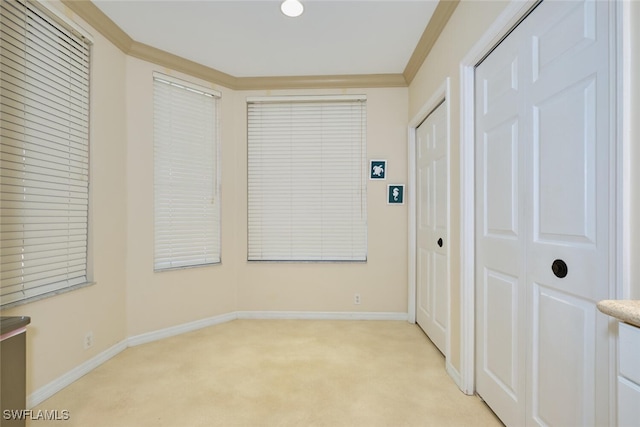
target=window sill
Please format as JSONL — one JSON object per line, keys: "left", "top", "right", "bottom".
{"left": 0, "top": 281, "right": 97, "bottom": 311}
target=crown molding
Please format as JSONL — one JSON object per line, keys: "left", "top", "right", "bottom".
{"left": 403, "top": 0, "right": 460, "bottom": 85}
{"left": 61, "top": 0, "right": 132, "bottom": 53}
{"left": 237, "top": 74, "right": 408, "bottom": 91}
{"left": 129, "top": 41, "right": 239, "bottom": 89}
{"left": 62, "top": 0, "right": 452, "bottom": 91}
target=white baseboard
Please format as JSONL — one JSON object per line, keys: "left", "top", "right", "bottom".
{"left": 27, "top": 340, "right": 127, "bottom": 408}
{"left": 126, "top": 311, "right": 408, "bottom": 347}
{"left": 27, "top": 311, "right": 409, "bottom": 408}
{"left": 236, "top": 311, "right": 409, "bottom": 321}
{"left": 127, "top": 312, "right": 238, "bottom": 347}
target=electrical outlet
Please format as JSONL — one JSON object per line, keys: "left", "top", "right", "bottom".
{"left": 84, "top": 331, "right": 94, "bottom": 350}
{"left": 354, "top": 293, "right": 361, "bottom": 305}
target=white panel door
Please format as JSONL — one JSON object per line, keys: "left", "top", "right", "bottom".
{"left": 475, "top": 22, "right": 527, "bottom": 427}
{"left": 525, "top": 1, "right": 610, "bottom": 425}
{"left": 475, "top": 1, "right": 611, "bottom": 426}
{"left": 416, "top": 100, "right": 448, "bottom": 355}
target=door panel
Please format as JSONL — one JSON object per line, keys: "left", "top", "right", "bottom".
{"left": 532, "top": 1, "right": 596, "bottom": 82}
{"left": 531, "top": 285, "right": 597, "bottom": 427}
{"left": 483, "top": 268, "right": 519, "bottom": 399}
{"left": 484, "top": 120, "right": 519, "bottom": 238}
{"left": 419, "top": 168, "right": 429, "bottom": 230}
{"left": 418, "top": 248, "right": 430, "bottom": 316}
{"left": 475, "top": 1, "right": 611, "bottom": 426}
{"left": 475, "top": 21, "right": 526, "bottom": 427}
{"left": 533, "top": 78, "right": 597, "bottom": 245}
{"left": 416, "top": 100, "right": 448, "bottom": 355}
{"left": 526, "top": 2, "right": 610, "bottom": 426}
{"left": 434, "top": 250, "right": 448, "bottom": 331}
{"left": 435, "top": 155, "right": 447, "bottom": 230}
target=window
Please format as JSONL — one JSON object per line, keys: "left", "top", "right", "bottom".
{"left": 247, "top": 95, "right": 367, "bottom": 261}
{"left": 153, "top": 74, "right": 221, "bottom": 270}
{"left": 1, "top": 0, "right": 91, "bottom": 307}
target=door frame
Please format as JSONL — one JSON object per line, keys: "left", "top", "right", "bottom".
{"left": 458, "top": 3, "right": 629, "bottom": 422}
{"left": 407, "top": 78, "right": 453, "bottom": 376}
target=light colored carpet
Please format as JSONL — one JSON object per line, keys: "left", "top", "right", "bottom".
{"left": 30, "top": 320, "right": 503, "bottom": 426}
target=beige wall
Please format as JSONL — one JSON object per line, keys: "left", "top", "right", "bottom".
{"left": 235, "top": 88, "right": 408, "bottom": 313}
{"left": 1, "top": 2, "right": 129, "bottom": 396}
{"left": 125, "top": 74, "right": 409, "bottom": 334}
{"left": 124, "top": 58, "right": 238, "bottom": 336}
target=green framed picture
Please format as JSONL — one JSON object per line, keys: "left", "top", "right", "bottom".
{"left": 370, "top": 160, "right": 386, "bottom": 180}
{"left": 387, "top": 184, "right": 404, "bottom": 204}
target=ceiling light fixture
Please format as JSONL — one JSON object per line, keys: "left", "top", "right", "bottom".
{"left": 281, "top": 0, "right": 304, "bottom": 18}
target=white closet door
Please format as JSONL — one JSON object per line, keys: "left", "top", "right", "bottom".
{"left": 475, "top": 20, "right": 528, "bottom": 426}
{"left": 524, "top": 1, "right": 610, "bottom": 425}
{"left": 475, "top": 1, "right": 611, "bottom": 426}
{"left": 416, "top": 100, "right": 448, "bottom": 355}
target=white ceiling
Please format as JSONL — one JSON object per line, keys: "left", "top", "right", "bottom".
{"left": 92, "top": 0, "right": 439, "bottom": 78}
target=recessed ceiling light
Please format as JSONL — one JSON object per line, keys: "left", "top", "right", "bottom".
{"left": 281, "top": 0, "right": 304, "bottom": 18}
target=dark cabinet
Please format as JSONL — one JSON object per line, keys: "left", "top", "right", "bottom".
{"left": 1, "top": 316, "right": 30, "bottom": 427}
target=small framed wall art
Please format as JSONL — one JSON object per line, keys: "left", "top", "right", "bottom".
{"left": 369, "top": 160, "right": 386, "bottom": 180}
{"left": 387, "top": 184, "right": 404, "bottom": 205}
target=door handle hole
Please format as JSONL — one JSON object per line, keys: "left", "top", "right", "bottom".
{"left": 551, "top": 259, "right": 568, "bottom": 278}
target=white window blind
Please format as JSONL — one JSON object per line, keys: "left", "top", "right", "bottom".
{"left": 0, "top": 0, "right": 91, "bottom": 307}
{"left": 247, "top": 96, "right": 367, "bottom": 261}
{"left": 153, "top": 74, "right": 220, "bottom": 270}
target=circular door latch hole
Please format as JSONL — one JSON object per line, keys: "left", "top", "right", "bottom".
{"left": 551, "top": 259, "right": 568, "bottom": 279}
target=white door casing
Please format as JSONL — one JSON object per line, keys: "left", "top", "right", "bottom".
{"left": 416, "top": 99, "right": 449, "bottom": 355}
{"left": 474, "top": 1, "right": 613, "bottom": 426}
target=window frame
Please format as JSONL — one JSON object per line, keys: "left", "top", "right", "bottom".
{"left": 0, "top": 0, "right": 94, "bottom": 308}
{"left": 152, "top": 73, "right": 222, "bottom": 272}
